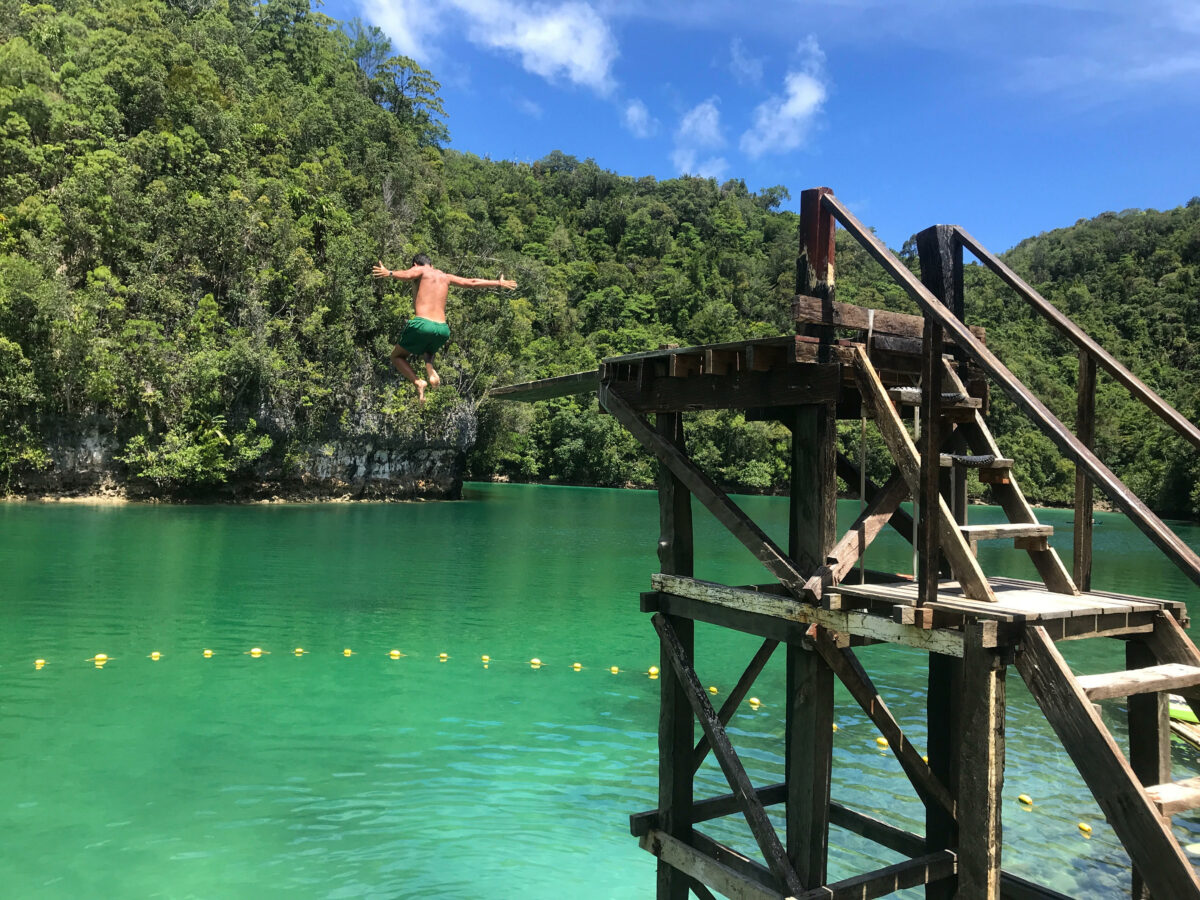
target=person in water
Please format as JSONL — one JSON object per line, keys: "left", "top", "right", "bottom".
{"left": 372, "top": 254, "right": 517, "bottom": 402}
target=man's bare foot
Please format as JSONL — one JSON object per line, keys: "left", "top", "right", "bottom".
{"left": 427, "top": 369, "right": 441, "bottom": 389}
{"left": 415, "top": 378, "right": 428, "bottom": 403}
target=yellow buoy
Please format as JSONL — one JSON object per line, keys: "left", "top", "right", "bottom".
{"left": 481, "top": 655, "right": 490, "bottom": 663}
{"left": 572, "top": 662, "right": 582, "bottom": 671}
{"left": 530, "top": 657, "right": 542, "bottom": 667}
{"left": 343, "top": 648, "right": 354, "bottom": 657}
{"left": 922, "top": 755, "right": 929, "bottom": 764}
{"left": 876, "top": 736, "right": 889, "bottom": 748}
{"left": 1078, "top": 822, "right": 1092, "bottom": 835}
{"left": 203, "top": 649, "right": 214, "bottom": 658}
{"left": 648, "top": 666, "right": 660, "bottom": 677}
{"left": 34, "top": 658, "right": 46, "bottom": 669}
{"left": 832, "top": 723, "right": 838, "bottom": 732}
{"left": 708, "top": 686, "right": 718, "bottom": 694}
{"left": 610, "top": 666, "right": 620, "bottom": 674}
{"left": 439, "top": 652, "right": 449, "bottom": 661}
{"left": 293, "top": 647, "right": 306, "bottom": 656}
{"left": 1018, "top": 794, "right": 1033, "bottom": 806}
{"left": 149, "top": 651, "right": 162, "bottom": 661}
{"left": 248, "top": 647, "right": 265, "bottom": 658}
{"left": 89, "top": 653, "right": 109, "bottom": 663}
{"left": 748, "top": 697, "right": 761, "bottom": 709}
{"left": 389, "top": 649, "right": 403, "bottom": 659}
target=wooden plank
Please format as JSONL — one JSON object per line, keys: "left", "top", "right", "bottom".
{"left": 652, "top": 613, "right": 805, "bottom": 896}
{"left": 799, "top": 187, "right": 837, "bottom": 361}
{"left": 632, "top": 783, "right": 790, "bottom": 838}
{"left": 693, "top": 639, "right": 779, "bottom": 773}
{"left": 852, "top": 346, "right": 996, "bottom": 603}
{"left": 792, "top": 295, "right": 987, "bottom": 342}
{"left": 823, "top": 193, "right": 1200, "bottom": 588}
{"left": 955, "top": 226, "right": 1200, "bottom": 454}
{"left": 1015, "top": 626, "right": 1200, "bottom": 899}
{"left": 960, "top": 524, "right": 1053, "bottom": 541}
{"left": 811, "top": 630, "right": 955, "bottom": 816}
{"left": 669, "top": 353, "right": 702, "bottom": 378}
{"left": 1077, "top": 662, "right": 1200, "bottom": 701}
{"left": 488, "top": 369, "right": 598, "bottom": 401}
{"left": 639, "top": 829, "right": 784, "bottom": 900}
{"left": 835, "top": 453, "right": 915, "bottom": 544}
{"left": 919, "top": 317, "right": 945, "bottom": 605}
{"left": 704, "top": 348, "right": 740, "bottom": 375}
{"left": 617, "top": 364, "right": 842, "bottom": 413}
{"left": 692, "top": 830, "right": 781, "bottom": 893}
{"left": 926, "top": 651, "right": 961, "bottom": 900}
{"left": 1074, "top": 349, "right": 1096, "bottom": 591}
{"left": 794, "top": 850, "right": 957, "bottom": 900}
{"left": 1145, "top": 776, "right": 1200, "bottom": 816}
{"left": 652, "top": 575, "right": 968, "bottom": 657}
{"left": 602, "top": 387, "right": 810, "bottom": 597}
{"left": 655, "top": 412, "right": 694, "bottom": 900}
{"left": 958, "top": 625, "right": 1006, "bottom": 899}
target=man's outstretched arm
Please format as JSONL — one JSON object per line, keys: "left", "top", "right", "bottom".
{"left": 446, "top": 274, "right": 517, "bottom": 290}
{"left": 372, "top": 262, "right": 423, "bottom": 280}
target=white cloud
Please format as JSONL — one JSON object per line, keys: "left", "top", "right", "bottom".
{"left": 515, "top": 97, "right": 545, "bottom": 117}
{"left": 367, "top": 0, "right": 618, "bottom": 93}
{"left": 622, "top": 99, "right": 658, "bottom": 137}
{"left": 729, "top": 38, "right": 763, "bottom": 85}
{"left": 671, "top": 98, "right": 727, "bottom": 178}
{"left": 739, "top": 36, "right": 827, "bottom": 158}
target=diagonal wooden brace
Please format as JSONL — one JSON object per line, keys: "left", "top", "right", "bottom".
{"left": 693, "top": 638, "right": 779, "bottom": 774}
{"left": 852, "top": 346, "right": 996, "bottom": 602}
{"left": 813, "top": 470, "right": 909, "bottom": 593}
{"left": 602, "top": 384, "right": 812, "bottom": 599}
{"left": 653, "top": 613, "right": 805, "bottom": 896}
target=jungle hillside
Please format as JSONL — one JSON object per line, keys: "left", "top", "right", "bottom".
{"left": 1, "top": 0, "right": 1197, "bottom": 514}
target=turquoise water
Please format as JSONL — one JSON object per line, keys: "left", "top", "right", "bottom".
{"left": 1, "top": 484, "right": 1198, "bottom": 898}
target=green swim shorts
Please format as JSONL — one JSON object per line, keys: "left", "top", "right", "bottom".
{"left": 398, "top": 317, "right": 451, "bottom": 357}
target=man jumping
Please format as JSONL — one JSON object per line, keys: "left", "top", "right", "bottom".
{"left": 372, "top": 254, "right": 517, "bottom": 402}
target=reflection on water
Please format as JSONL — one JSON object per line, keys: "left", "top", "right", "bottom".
{"left": 0, "top": 485, "right": 1197, "bottom": 897}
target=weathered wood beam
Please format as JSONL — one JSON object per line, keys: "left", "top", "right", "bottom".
{"left": 919, "top": 317, "right": 945, "bottom": 605}
{"left": 655, "top": 411, "right": 694, "bottom": 900}
{"left": 851, "top": 345, "right": 996, "bottom": 602}
{"left": 818, "top": 471, "right": 908, "bottom": 589}
{"left": 652, "top": 613, "right": 805, "bottom": 895}
{"left": 692, "top": 638, "right": 779, "bottom": 773}
{"left": 793, "top": 850, "right": 957, "bottom": 900}
{"left": 823, "top": 193, "right": 1200, "bottom": 588}
{"left": 648, "top": 575, "right": 969, "bottom": 657}
{"left": 610, "top": 364, "right": 841, "bottom": 413}
{"left": 1074, "top": 349, "right": 1096, "bottom": 592}
{"left": 835, "top": 453, "right": 915, "bottom": 544}
{"left": 639, "top": 828, "right": 784, "bottom": 900}
{"left": 793, "top": 295, "right": 985, "bottom": 343}
{"left": 1015, "top": 626, "right": 1200, "bottom": 899}
{"left": 1127, "top": 641, "right": 1171, "bottom": 900}
{"left": 602, "top": 386, "right": 810, "bottom": 597}
{"left": 487, "top": 369, "right": 598, "bottom": 401}
{"left": 810, "top": 630, "right": 955, "bottom": 817}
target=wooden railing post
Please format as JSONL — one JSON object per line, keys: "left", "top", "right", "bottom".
{"left": 1074, "top": 350, "right": 1096, "bottom": 592}
{"left": 655, "top": 412, "right": 694, "bottom": 900}
{"left": 799, "top": 187, "right": 837, "bottom": 363}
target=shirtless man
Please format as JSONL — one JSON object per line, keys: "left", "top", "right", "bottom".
{"left": 372, "top": 254, "right": 517, "bottom": 402}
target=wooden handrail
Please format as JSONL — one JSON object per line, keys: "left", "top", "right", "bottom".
{"left": 819, "top": 192, "right": 1200, "bottom": 589}
{"left": 953, "top": 226, "right": 1200, "bottom": 452}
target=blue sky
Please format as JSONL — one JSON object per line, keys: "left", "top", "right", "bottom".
{"left": 322, "top": 0, "right": 1200, "bottom": 252}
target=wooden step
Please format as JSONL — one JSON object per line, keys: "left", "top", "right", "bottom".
{"left": 960, "top": 523, "right": 1052, "bottom": 542}
{"left": 1145, "top": 776, "right": 1200, "bottom": 816}
{"left": 888, "top": 386, "right": 980, "bottom": 408}
{"left": 1077, "top": 664, "right": 1200, "bottom": 701}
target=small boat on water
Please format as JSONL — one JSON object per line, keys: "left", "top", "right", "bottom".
{"left": 1169, "top": 695, "right": 1200, "bottom": 749}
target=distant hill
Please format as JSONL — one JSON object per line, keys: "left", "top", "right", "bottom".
{"left": 0, "top": 0, "right": 1195, "bottom": 514}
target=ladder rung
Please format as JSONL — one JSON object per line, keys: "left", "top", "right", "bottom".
{"left": 1145, "top": 776, "right": 1200, "bottom": 816}
{"left": 939, "top": 453, "right": 1013, "bottom": 469}
{"left": 1077, "top": 664, "right": 1200, "bottom": 702}
{"left": 960, "top": 523, "right": 1052, "bottom": 542}
{"left": 888, "top": 387, "right": 981, "bottom": 408}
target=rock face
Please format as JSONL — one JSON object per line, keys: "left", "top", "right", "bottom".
{"left": 9, "top": 408, "right": 475, "bottom": 501}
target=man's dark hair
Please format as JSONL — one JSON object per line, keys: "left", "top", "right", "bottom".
{"left": 412, "top": 253, "right": 431, "bottom": 267}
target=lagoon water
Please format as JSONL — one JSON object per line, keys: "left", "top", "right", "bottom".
{"left": 1, "top": 483, "right": 1199, "bottom": 898}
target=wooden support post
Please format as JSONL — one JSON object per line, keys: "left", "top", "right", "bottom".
{"left": 919, "top": 318, "right": 945, "bottom": 604}
{"left": 655, "top": 412, "right": 694, "bottom": 900}
{"left": 799, "top": 187, "right": 837, "bottom": 362}
{"left": 957, "top": 624, "right": 1006, "bottom": 898}
{"left": 925, "top": 652, "right": 961, "bottom": 900}
{"left": 788, "top": 403, "right": 837, "bottom": 887}
{"left": 1074, "top": 349, "right": 1096, "bottom": 592}
{"left": 1128, "top": 639, "right": 1170, "bottom": 900}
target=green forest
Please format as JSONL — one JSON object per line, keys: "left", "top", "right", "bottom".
{"left": 1, "top": 0, "right": 1197, "bottom": 515}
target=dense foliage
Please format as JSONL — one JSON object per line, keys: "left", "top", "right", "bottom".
{"left": 1, "top": 0, "right": 1197, "bottom": 514}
